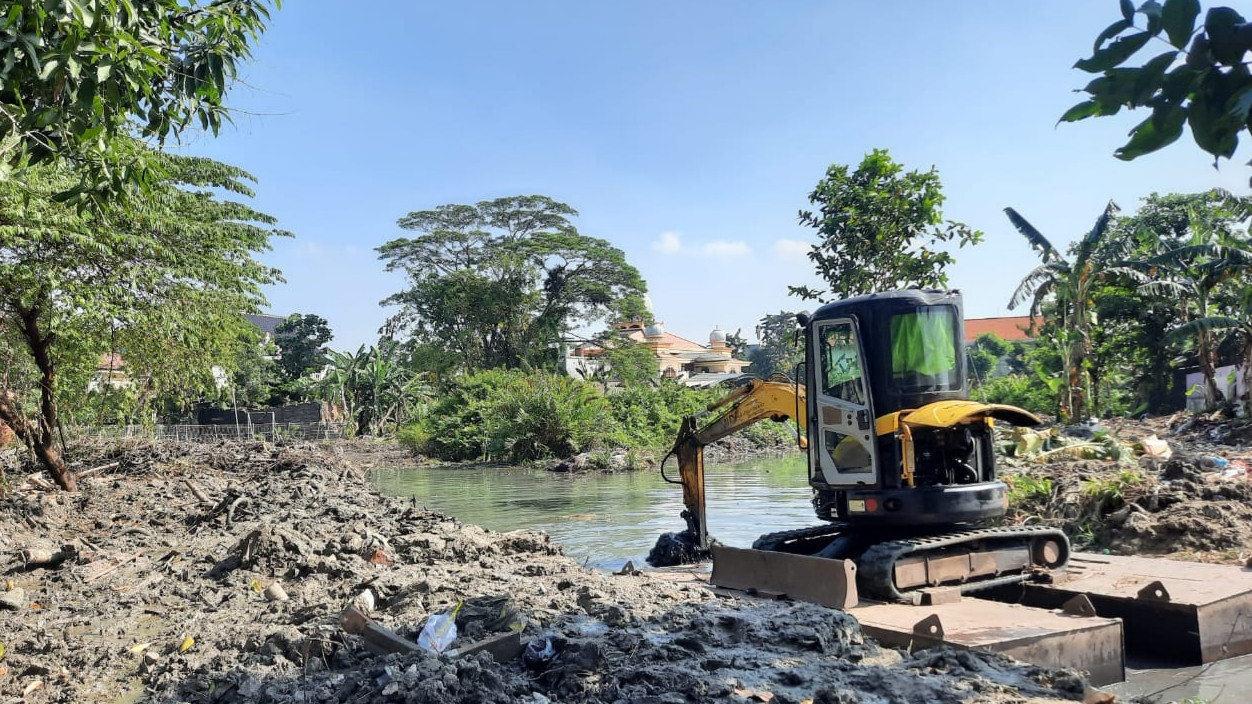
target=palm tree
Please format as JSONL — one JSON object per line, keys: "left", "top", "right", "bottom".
{"left": 1004, "top": 202, "right": 1130, "bottom": 421}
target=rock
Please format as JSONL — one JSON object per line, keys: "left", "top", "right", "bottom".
{"left": 0, "top": 587, "right": 25, "bottom": 610}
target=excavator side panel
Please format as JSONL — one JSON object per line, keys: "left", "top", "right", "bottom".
{"left": 711, "top": 545, "right": 858, "bottom": 609}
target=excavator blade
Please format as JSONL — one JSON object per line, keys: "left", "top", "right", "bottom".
{"left": 710, "top": 545, "right": 858, "bottom": 609}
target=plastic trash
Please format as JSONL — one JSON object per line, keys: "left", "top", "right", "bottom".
{"left": 417, "top": 602, "right": 462, "bottom": 654}
{"left": 523, "top": 636, "right": 557, "bottom": 670}
{"left": 1201, "top": 456, "right": 1229, "bottom": 471}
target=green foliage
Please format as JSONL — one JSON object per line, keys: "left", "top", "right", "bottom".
{"left": 1067, "top": 1, "right": 1252, "bottom": 173}
{"left": 1081, "top": 469, "right": 1145, "bottom": 511}
{"left": 0, "top": 141, "right": 284, "bottom": 487}
{"left": 599, "top": 332, "right": 659, "bottom": 389}
{"left": 967, "top": 332, "right": 1009, "bottom": 381}
{"left": 494, "top": 374, "right": 609, "bottom": 461}
{"left": 748, "top": 311, "right": 803, "bottom": 380}
{"left": 407, "top": 370, "right": 610, "bottom": 463}
{"left": 605, "top": 382, "right": 718, "bottom": 451}
{"left": 309, "top": 343, "right": 432, "bottom": 436}
{"left": 1004, "top": 474, "right": 1055, "bottom": 517}
{"left": 1005, "top": 202, "right": 1140, "bottom": 421}
{"left": 274, "top": 314, "right": 333, "bottom": 382}
{"left": 378, "top": 196, "right": 648, "bottom": 373}
{"left": 789, "top": 149, "right": 983, "bottom": 302}
{"left": 975, "top": 374, "right": 1056, "bottom": 416}
{"left": 0, "top": 0, "right": 279, "bottom": 200}
{"left": 229, "top": 336, "right": 282, "bottom": 408}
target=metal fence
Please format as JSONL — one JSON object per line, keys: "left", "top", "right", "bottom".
{"left": 67, "top": 421, "right": 348, "bottom": 442}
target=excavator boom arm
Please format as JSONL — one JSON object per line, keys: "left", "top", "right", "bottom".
{"left": 666, "top": 379, "right": 806, "bottom": 549}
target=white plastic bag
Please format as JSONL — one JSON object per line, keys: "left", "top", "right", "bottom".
{"left": 417, "top": 602, "right": 462, "bottom": 653}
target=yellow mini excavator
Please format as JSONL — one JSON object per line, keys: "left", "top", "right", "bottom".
{"left": 650, "top": 289, "right": 1070, "bottom": 604}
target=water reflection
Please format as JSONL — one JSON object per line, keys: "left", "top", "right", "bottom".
{"left": 371, "top": 453, "right": 818, "bottom": 569}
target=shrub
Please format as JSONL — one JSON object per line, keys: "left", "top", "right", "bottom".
{"left": 407, "top": 369, "right": 613, "bottom": 463}
{"left": 974, "top": 374, "right": 1055, "bottom": 416}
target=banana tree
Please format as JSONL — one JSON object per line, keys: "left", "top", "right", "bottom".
{"left": 309, "top": 344, "right": 433, "bottom": 436}
{"left": 1134, "top": 210, "right": 1252, "bottom": 410}
{"left": 1005, "top": 202, "right": 1138, "bottom": 420}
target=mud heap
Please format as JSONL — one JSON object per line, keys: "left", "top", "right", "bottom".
{"left": 3, "top": 440, "right": 1091, "bottom": 703}
{"left": 1004, "top": 416, "right": 1252, "bottom": 562}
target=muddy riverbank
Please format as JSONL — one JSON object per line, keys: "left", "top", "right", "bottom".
{"left": 3, "top": 439, "right": 1095, "bottom": 703}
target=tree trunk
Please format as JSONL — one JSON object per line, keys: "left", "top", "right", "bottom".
{"left": 0, "top": 304, "right": 76, "bottom": 490}
{"left": 1198, "top": 330, "right": 1224, "bottom": 410}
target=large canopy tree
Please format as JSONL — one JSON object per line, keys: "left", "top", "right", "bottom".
{"left": 789, "top": 149, "right": 982, "bottom": 302}
{"left": 0, "top": 0, "right": 279, "bottom": 197}
{"left": 378, "top": 196, "right": 648, "bottom": 372}
{"left": 0, "top": 142, "right": 284, "bottom": 489}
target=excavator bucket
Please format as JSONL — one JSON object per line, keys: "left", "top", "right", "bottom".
{"left": 710, "top": 545, "right": 858, "bottom": 609}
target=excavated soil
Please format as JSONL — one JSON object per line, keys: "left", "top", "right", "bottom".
{"left": 1004, "top": 415, "right": 1252, "bottom": 563}
{"left": 0, "top": 439, "right": 1094, "bottom": 704}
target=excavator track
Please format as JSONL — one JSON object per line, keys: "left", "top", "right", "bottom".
{"left": 751, "top": 524, "right": 846, "bottom": 552}
{"left": 750, "top": 524, "right": 1069, "bottom": 603}
{"left": 857, "top": 525, "right": 1070, "bottom": 603}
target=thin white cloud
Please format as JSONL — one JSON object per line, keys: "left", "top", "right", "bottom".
{"left": 653, "top": 231, "right": 683, "bottom": 253}
{"left": 653, "top": 231, "right": 750, "bottom": 257}
{"left": 774, "top": 238, "right": 810, "bottom": 259}
{"left": 702, "top": 241, "right": 750, "bottom": 257}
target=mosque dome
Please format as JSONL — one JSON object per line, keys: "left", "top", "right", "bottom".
{"left": 709, "top": 326, "right": 727, "bottom": 344}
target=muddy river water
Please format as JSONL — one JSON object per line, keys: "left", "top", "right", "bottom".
{"left": 372, "top": 454, "right": 1252, "bottom": 701}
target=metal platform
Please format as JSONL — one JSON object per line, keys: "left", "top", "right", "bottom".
{"left": 1019, "top": 553, "right": 1252, "bottom": 664}
{"left": 852, "top": 599, "right": 1125, "bottom": 686}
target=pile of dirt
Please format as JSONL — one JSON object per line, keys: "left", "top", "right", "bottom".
{"left": 1004, "top": 417, "right": 1252, "bottom": 562}
{"left": 2, "top": 439, "right": 1093, "bottom": 703}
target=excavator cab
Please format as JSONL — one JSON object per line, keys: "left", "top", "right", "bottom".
{"left": 804, "top": 289, "right": 1038, "bottom": 527}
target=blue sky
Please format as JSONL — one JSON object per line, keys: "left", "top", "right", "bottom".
{"left": 188, "top": 1, "right": 1252, "bottom": 351}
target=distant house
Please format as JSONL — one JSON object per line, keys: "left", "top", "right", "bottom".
{"left": 89, "top": 313, "right": 292, "bottom": 392}
{"left": 89, "top": 352, "right": 131, "bottom": 392}
{"left": 244, "top": 313, "right": 287, "bottom": 345}
{"left": 963, "top": 316, "right": 1039, "bottom": 344}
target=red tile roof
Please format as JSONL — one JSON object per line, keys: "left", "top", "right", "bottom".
{"left": 964, "top": 316, "right": 1038, "bottom": 343}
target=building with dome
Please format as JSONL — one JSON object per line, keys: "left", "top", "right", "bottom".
{"left": 561, "top": 315, "right": 751, "bottom": 387}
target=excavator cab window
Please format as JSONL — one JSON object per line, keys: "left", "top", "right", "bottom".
{"left": 889, "top": 306, "right": 961, "bottom": 391}
{"left": 814, "top": 319, "right": 877, "bottom": 486}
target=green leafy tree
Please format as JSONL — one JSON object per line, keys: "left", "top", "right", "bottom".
{"left": 790, "top": 149, "right": 983, "bottom": 302}
{"left": 0, "top": 0, "right": 279, "bottom": 198}
{"left": 378, "top": 196, "right": 648, "bottom": 372}
{"left": 600, "top": 332, "right": 659, "bottom": 389}
{"left": 968, "top": 333, "right": 1011, "bottom": 382}
{"left": 1097, "top": 191, "right": 1244, "bottom": 411}
{"left": 274, "top": 314, "right": 332, "bottom": 382}
{"left": 1064, "top": 1, "right": 1252, "bottom": 172}
{"left": 1139, "top": 220, "right": 1252, "bottom": 408}
{"left": 230, "top": 335, "right": 281, "bottom": 408}
{"left": 748, "top": 312, "right": 804, "bottom": 380}
{"left": 726, "top": 329, "right": 749, "bottom": 360}
{"left": 0, "top": 143, "right": 283, "bottom": 489}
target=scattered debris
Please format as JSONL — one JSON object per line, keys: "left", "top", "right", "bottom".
{"left": 1, "top": 439, "right": 1097, "bottom": 703}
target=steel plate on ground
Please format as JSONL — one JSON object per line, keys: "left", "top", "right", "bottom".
{"left": 710, "top": 545, "right": 858, "bottom": 609}
{"left": 853, "top": 599, "right": 1125, "bottom": 686}
{"left": 1021, "top": 553, "right": 1252, "bottom": 664}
